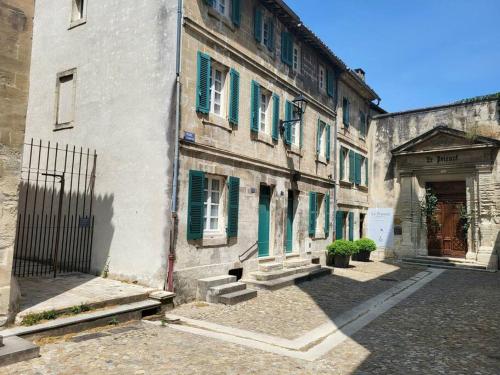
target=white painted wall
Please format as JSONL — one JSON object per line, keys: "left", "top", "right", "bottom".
{"left": 24, "top": 0, "right": 178, "bottom": 288}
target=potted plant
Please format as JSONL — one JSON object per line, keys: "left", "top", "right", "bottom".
{"left": 326, "top": 240, "right": 357, "bottom": 268}
{"left": 353, "top": 238, "right": 376, "bottom": 262}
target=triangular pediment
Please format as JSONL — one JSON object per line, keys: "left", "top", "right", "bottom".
{"left": 392, "top": 126, "right": 500, "bottom": 155}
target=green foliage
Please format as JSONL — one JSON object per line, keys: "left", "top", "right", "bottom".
{"left": 420, "top": 188, "right": 438, "bottom": 218}
{"left": 355, "top": 238, "right": 376, "bottom": 252}
{"left": 326, "top": 240, "right": 357, "bottom": 256}
{"left": 108, "top": 317, "right": 119, "bottom": 326}
{"left": 69, "top": 304, "right": 92, "bottom": 315}
{"left": 21, "top": 310, "right": 58, "bottom": 326}
{"left": 459, "top": 204, "right": 471, "bottom": 237}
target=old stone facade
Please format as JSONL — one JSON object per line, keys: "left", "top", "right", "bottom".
{"left": 0, "top": 0, "right": 33, "bottom": 325}
{"left": 369, "top": 96, "right": 500, "bottom": 269}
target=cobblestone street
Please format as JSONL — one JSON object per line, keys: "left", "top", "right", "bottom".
{"left": 3, "top": 263, "right": 500, "bottom": 375}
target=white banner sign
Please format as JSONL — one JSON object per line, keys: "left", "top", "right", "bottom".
{"left": 367, "top": 208, "right": 394, "bottom": 248}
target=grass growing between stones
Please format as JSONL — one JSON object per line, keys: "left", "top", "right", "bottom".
{"left": 21, "top": 304, "right": 95, "bottom": 326}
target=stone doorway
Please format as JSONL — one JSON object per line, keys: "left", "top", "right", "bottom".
{"left": 426, "top": 181, "right": 468, "bottom": 258}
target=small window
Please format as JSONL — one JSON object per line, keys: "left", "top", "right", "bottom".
{"left": 203, "top": 175, "right": 225, "bottom": 234}
{"left": 319, "top": 64, "right": 326, "bottom": 92}
{"left": 342, "top": 97, "right": 350, "bottom": 127}
{"left": 55, "top": 70, "right": 76, "bottom": 128}
{"left": 71, "top": 0, "right": 86, "bottom": 24}
{"left": 290, "top": 106, "right": 301, "bottom": 146}
{"left": 212, "top": 0, "right": 231, "bottom": 18}
{"left": 209, "top": 63, "right": 228, "bottom": 117}
{"left": 263, "top": 18, "right": 271, "bottom": 47}
{"left": 293, "top": 44, "right": 301, "bottom": 72}
{"left": 318, "top": 121, "right": 326, "bottom": 157}
{"left": 340, "top": 148, "right": 348, "bottom": 181}
{"left": 259, "top": 89, "right": 271, "bottom": 134}
{"left": 315, "top": 193, "right": 325, "bottom": 237}
{"left": 359, "top": 111, "right": 367, "bottom": 138}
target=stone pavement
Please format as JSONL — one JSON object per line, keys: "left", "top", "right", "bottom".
{"left": 3, "top": 263, "right": 500, "bottom": 374}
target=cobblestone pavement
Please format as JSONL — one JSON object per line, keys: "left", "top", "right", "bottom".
{"left": 173, "top": 261, "right": 422, "bottom": 339}
{"left": 3, "top": 264, "right": 500, "bottom": 374}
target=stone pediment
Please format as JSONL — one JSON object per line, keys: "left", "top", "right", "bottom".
{"left": 392, "top": 126, "right": 500, "bottom": 155}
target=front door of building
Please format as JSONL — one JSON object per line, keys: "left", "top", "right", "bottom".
{"left": 285, "top": 190, "right": 294, "bottom": 253}
{"left": 426, "top": 181, "right": 468, "bottom": 258}
{"left": 258, "top": 185, "right": 271, "bottom": 257}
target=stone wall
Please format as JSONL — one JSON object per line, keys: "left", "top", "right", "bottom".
{"left": 0, "top": 0, "right": 34, "bottom": 324}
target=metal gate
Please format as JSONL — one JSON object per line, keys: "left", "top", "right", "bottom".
{"left": 13, "top": 139, "right": 97, "bottom": 277}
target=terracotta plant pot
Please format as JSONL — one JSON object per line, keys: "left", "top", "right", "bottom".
{"left": 333, "top": 254, "right": 350, "bottom": 268}
{"left": 352, "top": 250, "right": 371, "bottom": 262}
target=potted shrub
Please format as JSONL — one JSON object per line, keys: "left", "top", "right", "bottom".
{"left": 326, "top": 240, "right": 357, "bottom": 268}
{"left": 353, "top": 238, "right": 376, "bottom": 262}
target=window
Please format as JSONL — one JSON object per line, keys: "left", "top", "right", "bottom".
{"left": 317, "top": 121, "right": 326, "bottom": 157}
{"left": 209, "top": 63, "right": 227, "bottom": 117}
{"left": 319, "top": 65, "right": 326, "bottom": 92}
{"left": 360, "top": 157, "right": 367, "bottom": 186}
{"left": 309, "top": 192, "right": 330, "bottom": 238}
{"left": 359, "top": 111, "right": 367, "bottom": 138}
{"left": 71, "top": 0, "right": 86, "bottom": 25}
{"left": 339, "top": 147, "right": 349, "bottom": 181}
{"left": 203, "top": 176, "right": 224, "bottom": 233}
{"left": 290, "top": 105, "right": 300, "bottom": 146}
{"left": 293, "top": 44, "right": 300, "bottom": 72}
{"left": 254, "top": 9, "right": 274, "bottom": 50}
{"left": 263, "top": 18, "right": 270, "bottom": 47}
{"left": 55, "top": 70, "right": 76, "bottom": 128}
{"left": 212, "top": 0, "right": 231, "bottom": 18}
{"left": 342, "top": 97, "right": 350, "bottom": 127}
{"left": 315, "top": 193, "right": 325, "bottom": 237}
{"left": 259, "top": 90, "right": 271, "bottom": 134}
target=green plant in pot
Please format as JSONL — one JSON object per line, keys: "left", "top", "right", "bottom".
{"left": 352, "top": 238, "right": 377, "bottom": 262}
{"left": 326, "top": 240, "right": 357, "bottom": 268}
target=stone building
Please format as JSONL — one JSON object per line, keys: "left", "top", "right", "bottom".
{"left": 369, "top": 94, "right": 500, "bottom": 269}
{"left": 0, "top": 0, "right": 34, "bottom": 325}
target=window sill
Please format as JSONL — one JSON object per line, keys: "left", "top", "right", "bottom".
{"left": 251, "top": 131, "right": 275, "bottom": 147}
{"left": 69, "top": 18, "right": 86, "bottom": 30}
{"left": 339, "top": 180, "right": 353, "bottom": 188}
{"left": 359, "top": 136, "right": 366, "bottom": 142}
{"left": 198, "top": 234, "right": 228, "bottom": 248}
{"left": 286, "top": 145, "right": 302, "bottom": 157}
{"left": 316, "top": 156, "right": 328, "bottom": 165}
{"left": 358, "top": 185, "right": 369, "bottom": 192}
{"left": 312, "top": 233, "right": 327, "bottom": 241}
{"left": 203, "top": 115, "right": 233, "bottom": 132}
{"left": 258, "top": 256, "right": 276, "bottom": 262}
{"left": 54, "top": 123, "right": 74, "bottom": 132}
{"left": 207, "top": 7, "right": 235, "bottom": 31}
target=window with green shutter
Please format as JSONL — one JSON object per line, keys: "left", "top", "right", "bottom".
{"left": 250, "top": 81, "right": 260, "bottom": 132}
{"left": 335, "top": 211, "right": 344, "bottom": 240}
{"left": 348, "top": 212, "right": 354, "bottom": 241}
{"left": 254, "top": 8, "right": 262, "bottom": 42}
{"left": 339, "top": 147, "right": 345, "bottom": 180}
{"left": 309, "top": 192, "right": 317, "bottom": 237}
{"left": 284, "top": 100, "right": 292, "bottom": 145}
{"left": 187, "top": 170, "right": 205, "bottom": 240}
{"left": 316, "top": 119, "right": 322, "bottom": 156}
{"left": 196, "top": 52, "right": 211, "bottom": 114}
{"left": 326, "top": 69, "right": 335, "bottom": 97}
{"left": 326, "top": 125, "right": 331, "bottom": 162}
{"left": 272, "top": 94, "right": 280, "bottom": 141}
{"left": 231, "top": 0, "right": 240, "bottom": 26}
{"left": 267, "top": 20, "right": 275, "bottom": 50}
{"left": 342, "top": 97, "right": 350, "bottom": 127}
{"left": 324, "top": 194, "right": 330, "bottom": 237}
{"left": 359, "top": 111, "right": 366, "bottom": 138}
{"left": 228, "top": 69, "right": 240, "bottom": 126}
{"left": 281, "top": 31, "right": 293, "bottom": 66}
{"left": 355, "top": 153, "right": 362, "bottom": 185}
{"left": 226, "top": 176, "right": 240, "bottom": 237}
{"left": 349, "top": 150, "right": 355, "bottom": 183}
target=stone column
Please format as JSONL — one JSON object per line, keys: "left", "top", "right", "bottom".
{"left": 476, "top": 166, "right": 498, "bottom": 270}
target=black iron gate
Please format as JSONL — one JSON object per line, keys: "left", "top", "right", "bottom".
{"left": 13, "top": 139, "right": 97, "bottom": 277}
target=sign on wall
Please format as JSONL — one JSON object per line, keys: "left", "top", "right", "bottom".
{"left": 367, "top": 208, "right": 394, "bottom": 248}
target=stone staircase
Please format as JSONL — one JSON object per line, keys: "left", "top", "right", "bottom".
{"left": 197, "top": 275, "right": 257, "bottom": 305}
{"left": 402, "top": 255, "right": 493, "bottom": 272}
{"left": 242, "top": 258, "right": 331, "bottom": 291}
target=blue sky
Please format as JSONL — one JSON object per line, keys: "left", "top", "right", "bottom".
{"left": 285, "top": 0, "right": 500, "bottom": 112}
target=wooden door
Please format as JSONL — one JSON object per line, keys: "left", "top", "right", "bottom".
{"left": 258, "top": 186, "right": 271, "bottom": 257}
{"left": 426, "top": 181, "right": 468, "bottom": 258}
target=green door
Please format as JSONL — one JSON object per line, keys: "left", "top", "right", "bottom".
{"left": 286, "top": 190, "right": 294, "bottom": 253}
{"left": 258, "top": 185, "right": 271, "bottom": 257}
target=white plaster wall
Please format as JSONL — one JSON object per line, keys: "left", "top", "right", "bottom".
{"left": 24, "top": 0, "right": 178, "bottom": 288}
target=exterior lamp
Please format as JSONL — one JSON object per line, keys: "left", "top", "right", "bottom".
{"left": 280, "top": 94, "right": 308, "bottom": 133}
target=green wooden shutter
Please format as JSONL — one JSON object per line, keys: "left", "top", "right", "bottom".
{"left": 359, "top": 111, "right": 366, "bottom": 137}
{"left": 349, "top": 150, "right": 355, "bottom": 182}
{"left": 316, "top": 119, "right": 321, "bottom": 156}
{"left": 348, "top": 212, "right": 354, "bottom": 241}
{"left": 324, "top": 194, "right": 330, "bottom": 237}
{"left": 326, "top": 69, "right": 334, "bottom": 97}
{"left": 229, "top": 69, "right": 240, "bottom": 126}
{"left": 355, "top": 153, "right": 362, "bottom": 185}
{"left": 227, "top": 176, "right": 240, "bottom": 237}
{"left": 284, "top": 100, "right": 292, "bottom": 145}
{"left": 268, "top": 20, "right": 275, "bottom": 50}
{"left": 339, "top": 147, "right": 345, "bottom": 180}
{"left": 281, "top": 32, "right": 292, "bottom": 66}
{"left": 250, "top": 80, "right": 260, "bottom": 132}
{"left": 326, "top": 125, "right": 331, "bottom": 162}
{"left": 365, "top": 157, "right": 369, "bottom": 186}
{"left": 254, "top": 8, "right": 262, "bottom": 42}
{"left": 187, "top": 170, "right": 205, "bottom": 240}
{"left": 335, "top": 211, "right": 344, "bottom": 240}
{"left": 343, "top": 97, "right": 350, "bottom": 127}
{"left": 272, "top": 94, "right": 280, "bottom": 141}
{"left": 231, "top": 0, "right": 241, "bottom": 27}
{"left": 308, "top": 192, "right": 317, "bottom": 237}
{"left": 196, "top": 52, "right": 211, "bottom": 114}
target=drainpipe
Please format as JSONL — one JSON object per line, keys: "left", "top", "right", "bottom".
{"left": 333, "top": 73, "right": 339, "bottom": 239}
{"left": 167, "top": 0, "right": 183, "bottom": 292}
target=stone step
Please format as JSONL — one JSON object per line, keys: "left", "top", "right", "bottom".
{"left": 284, "top": 258, "right": 311, "bottom": 269}
{"left": 414, "top": 255, "right": 483, "bottom": 265}
{"left": 206, "top": 282, "right": 247, "bottom": 303}
{"left": 196, "top": 275, "right": 237, "bottom": 301}
{"left": 243, "top": 267, "right": 331, "bottom": 291}
{"left": 251, "top": 264, "right": 321, "bottom": 281}
{"left": 0, "top": 335, "right": 40, "bottom": 367}
{"left": 402, "top": 258, "right": 490, "bottom": 272}
{"left": 218, "top": 289, "right": 257, "bottom": 305}
{"left": 258, "top": 262, "right": 283, "bottom": 272}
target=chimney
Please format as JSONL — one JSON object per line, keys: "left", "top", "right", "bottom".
{"left": 354, "top": 68, "right": 365, "bottom": 81}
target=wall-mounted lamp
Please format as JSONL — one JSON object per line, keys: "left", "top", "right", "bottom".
{"left": 280, "top": 94, "right": 309, "bottom": 134}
